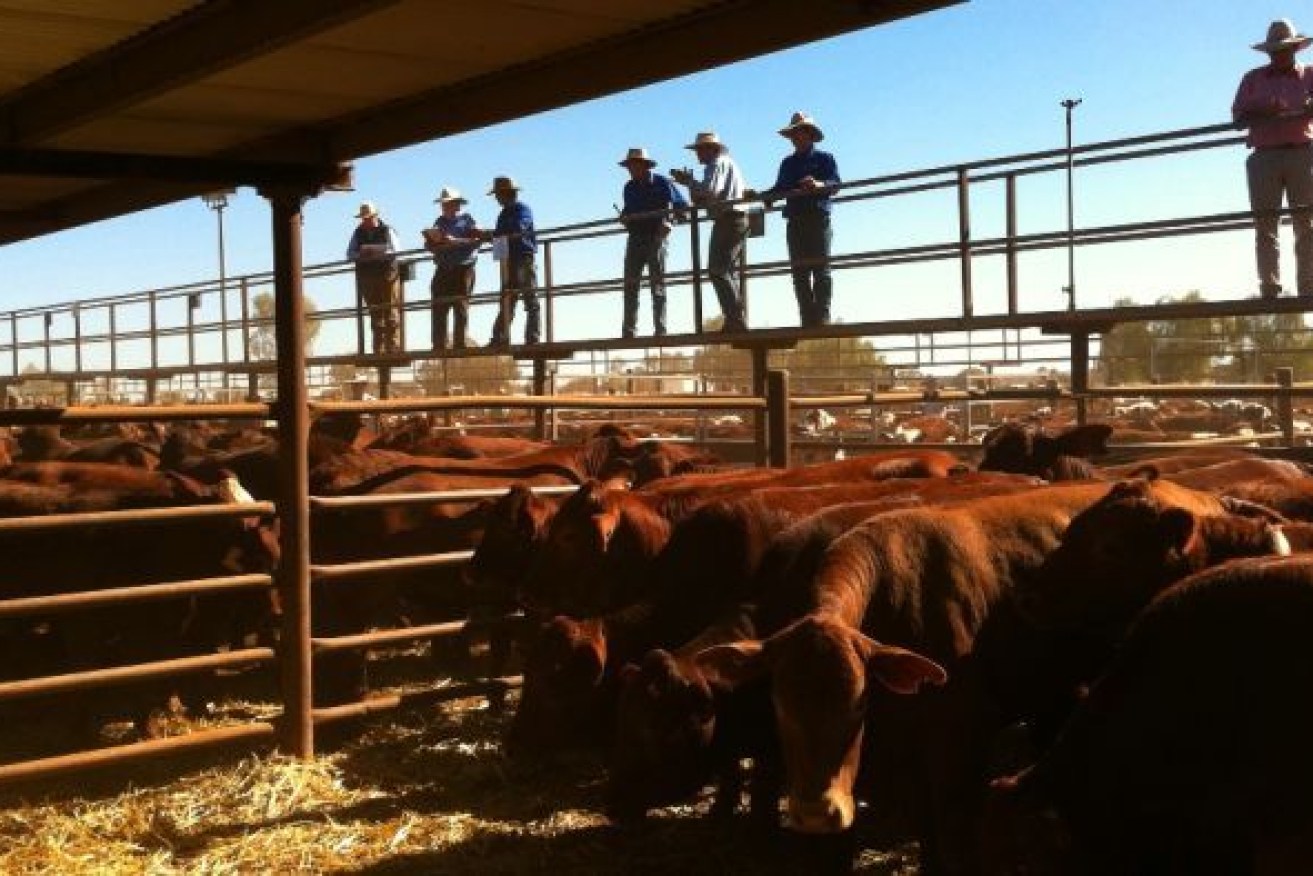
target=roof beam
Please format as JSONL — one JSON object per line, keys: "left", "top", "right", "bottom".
{"left": 253, "top": 0, "right": 963, "bottom": 161}
{"left": 0, "top": 147, "right": 350, "bottom": 190}
{"left": 0, "top": 0, "right": 404, "bottom": 147}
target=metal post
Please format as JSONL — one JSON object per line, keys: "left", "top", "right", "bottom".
{"left": 247, "top": 372, "right": 260, "bottom": 403}
{"left": 108, "top": 304, "right": 117, "bottom": 373}
{"left": 1061, "top": 98, "right": 1082, "bottom": 311}
{"left": 766, "top": 368, "right": 791, "bottom": 468}
{"left": 543, "top": 241, "right": 555, "bottom": 344}
{"left": 9, "top": 313, "right": 16, "bottom": 378}
{"left": 263, "top": 185, "right": 314, "bottom": 759}
{"left": 145, "top": 377, "right": 157, "bottom": 405}
{"left": 240, "top": 278, "right": 251, "bottom": 362}
{"left": 355, "top": 273, "right": 366, "bottom": 356}
{"left": 1070, "top": 331, "right": 1090, "bottom": 425}
{"left": 1005, "top": 173, "right": 1018, "bottom": 315}
{"left": 547, "top": 368, "right": 558, "bottom": 441}
{"left": 750, "top": 346, "right": 768, "bottom": 467}
{"left": 186, "top": 294, "right": 196, "bottom": 367}
{"left": 689, "top": 211, "right": 704, "bottom": 332}
{"left": 1276, "top": 366, "right": 1295, "bottom": 447}
{"left": 65, "top": 380, "right": 76, "bottom": 406}
{"left": 532, "top": 358, "right": 547, "bottom": 440}
{"left": 149, "top": 291, "right": 159, "bottom": 370}
{"left": 957, "top": 167, "right": 973, "bottom": 318}
{"left": 72, "top": 305, "right": 82, "bottom": 374}
{"left": 42, "top": 311, "right": 51, "bottom": 374}
{"left": 378, "top": 366, "right": 392, "bottom": 400}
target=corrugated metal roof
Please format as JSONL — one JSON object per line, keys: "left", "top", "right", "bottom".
{"left": 0, "top": 0, "right": 961, "bottom": 244}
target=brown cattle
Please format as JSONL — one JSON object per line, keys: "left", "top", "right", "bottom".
{"left": 990, "top": 557, "right": 1313, "bottom": 875}
{"left": 694, "top": 481, "right": 1228, "bottom": 873}
{"left": 977, "top": 422, "right": 1111, "bottom": 480}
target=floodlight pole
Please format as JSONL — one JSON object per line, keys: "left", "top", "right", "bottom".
{"left": 1061, "top": 98, "right": 1082, "bottom": 312}
{"left": 203, "top": 190, "right": 236, "bottom": 372}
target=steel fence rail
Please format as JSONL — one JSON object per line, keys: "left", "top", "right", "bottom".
{"left": 0, "top": 573, "right": 272, "bottom": 619}
{"left": 0, "top": 502, "right": 276, "bottom": 534}
{"left": 0, "top": 648, "right": 276, "bottom": 702}
{"left": 309, "top": 483, "right": 579, "bottom": 510}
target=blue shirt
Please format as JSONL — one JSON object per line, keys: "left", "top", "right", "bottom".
{"left": 763, "top": 147, "right": 841, "bottom": 218}
{"left": 430, "top": 213, "right": 479, "bottom": 270}
{"left": 494, "top": 200, "right": 536, "bottom": 258}
{"left": 621, "top": 172, "right": 689, "bottom": 236}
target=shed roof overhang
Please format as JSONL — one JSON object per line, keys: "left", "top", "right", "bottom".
{"left": 0, "top": 0, "right": 960, "bottom": 245}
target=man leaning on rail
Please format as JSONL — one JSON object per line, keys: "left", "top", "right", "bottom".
{"left": 672, "top": 131, "right": 751, "bottom": 333}
{"left": 1232, "top": 18, "right": 1313, "bottom": 300}
{"left": 346, "top": 201, "right": 403, "bottom": 354}
{"left": 423, "top": 186, "right": 480, "bottom": 350}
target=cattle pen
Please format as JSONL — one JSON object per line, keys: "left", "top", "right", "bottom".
{"left": 5, "top": 2, "right": 1313, "bottom": 873}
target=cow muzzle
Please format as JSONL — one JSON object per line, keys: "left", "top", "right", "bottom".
{"left": 785, "top": 789, "right": 856, "bottom": 834}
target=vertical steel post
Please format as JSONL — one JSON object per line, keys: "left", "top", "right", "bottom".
{"left": 689, "top": 211, "right": 704, "bottom": 332}
{"left": 543, "top": 241, "right": 555, "bottom": 344}
{"left": 355, "top": 272, "right": 366, "bottom": 356}
{"left": 378, "top": 366, "right": 392, "bottom": 400}
{"left": 1061, "top": 98, "right": 1082, "bottom": 311}
{"left": 149, "top": 291, "right": 159, "bottom": 370}
{"left": 72, "top": 305, "right": 82, "bottom": 374}
{"left": 108, "top": 305, "right": 117, "bottom": 373}
{"left": 532, "top": 358, "right": 547, "bottom": 440}
{"left": 766, "top": 368, "right": 791, "bottom": 468}
{"left": 186, "top": 294, "right": 196, "bottom": 367}
{"left": 1070, "top": 331, "right": 1090, "bottom": 425}
{"left": 42, "top": 311, "right": 51, "bottom": 374}
{"left": 240, "top": 279, "right": 251, "bottom": 362}
{"left": 264, "top": 185, "right": 314, "bottom": 759}
{"left": 9, "top": 313, "right": 16, "bottom": 378}
{"left": 751, "top": 346, "right": 768, "bottom": 467}
{"left": 957, "top": 168, "right": 973, "bottom": 319}
{"left": 1005, "top": 173, "right": 1018, "bottom": 315}
{"left": 1276, "top": 366, "right": 1295, "bottom": 446}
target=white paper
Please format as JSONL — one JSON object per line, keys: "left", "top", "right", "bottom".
{"left": 491, "top": 236, "right": 509, "bottom": 261}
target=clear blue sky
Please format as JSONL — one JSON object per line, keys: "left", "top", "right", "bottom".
{"left": 0, "top": 0, "right": 1300, "bottom": 374}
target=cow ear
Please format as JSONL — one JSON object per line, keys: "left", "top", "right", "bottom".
{"left": 592, "top": 510, "right": 618, "bottom": 551}
{"left": 694, "top": 641, "right": 767, "bottom": 691}
{"left": 1158, "top": 507, "right": 1199, "bottom": 556}
{"left": 858, "top": 634, "right": 947, "bottom": 695}
{"left": 1053, "top": 424, "right": 1112, "bottom": 458}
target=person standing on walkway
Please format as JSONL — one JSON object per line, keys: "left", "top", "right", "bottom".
{"left": 424, "top": 186, "right": 480, "bottom": 349}
{"left": 672, "top": 131, "right": 750, "bottom": 333}
{"left": 1233, "top": 19, "right": 1313, "bottom": 299}
{"left": 618, "top": 147, "right": 688, "bottom": 338}
{"left": 485, "top": 176, "right": 540, "bottom": 347}
{"left": 755, "top": 112, "right": 841, "bottom": 327}
{"left": 346, "top": 201, "right": 402, "bottom": 354}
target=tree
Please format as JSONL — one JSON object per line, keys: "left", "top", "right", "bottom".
{"left": 247, "top": 291, "right": 322, "bottom": 360}
{"left": 778, "top": 334, "right": 887, "bottom": 392}
{"left": 414, "top": 346, "right": 522, "bottom": 396}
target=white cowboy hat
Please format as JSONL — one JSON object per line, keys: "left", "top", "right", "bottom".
{"left": 354, "top": 201, "right": 379, "bottom": 219}
{"left": 778, "top": 111, "right": 825, "bottom": 142}
{"left": 1254, "top": 19, "right": 1313, "bottom": 53}
{"left": 685, "top": 132, "right": 728, "bottom": 153}
{"left": 434, "top": 186, "right": 467, "bottom": 205}
{"left": 487, "top": 176, "right": 521, "bottom": 195}
{"left": 618, "top": 147, "right": 658, "bottom": 168}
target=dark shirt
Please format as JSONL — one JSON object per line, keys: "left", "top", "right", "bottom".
{"left": 346, "top": 221, "right": 398, "bottom": 265}
{"left": 763, "top": 147, "right": 841, "bottom": 218}
{"left": 430, "top": 213, "right": 479, "bottom": 270}
{"left": 495, "top": 200, "right": 536, "bottom": 258}
{"left": 621, "top": 172, "right": 689, "bottom": 237}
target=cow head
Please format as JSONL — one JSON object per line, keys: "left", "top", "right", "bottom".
{"left": 979, "top": 423, "right": 1111, "bottom": 481}
{"left": 520, "top": 481, "right": 617, "bottom": 615}
{"left": 465, "top": 484, "right": 556, "bottom": 609}
{"left": 504, "top": 615, "right": 609, "bottom": 760}
{"left": 606, "top": 649, "right": 721, "bottom": 821}
{"left": 1018, "top": 478, "right": 1274, "bottom": 633}
{"left": 696, "top": 615, "right": 946, "bottom": 834}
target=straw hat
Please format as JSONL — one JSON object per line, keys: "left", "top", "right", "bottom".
{"left": 685, "top": 132, "right": 728, "bottom": 153}
{"left": 778, "top": 111, "right": 824, "bottom": 142}
{"left": 1254, "top": 19, "right": 1312, "bottom": 53}
{"left": 434, "top": 186, "right": 467, "bottom": 205}
{"left": 487, "top": 176, "right": 521, "bottom": 195}
{"left": 618, "top": 147, "right": 658, "bottom": 168}
{"left": 354, "top": 201, "right": 379, "bottom": 219}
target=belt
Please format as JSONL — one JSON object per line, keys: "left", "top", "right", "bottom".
{"left": 1257, "top": 142, "right": 1313, "bottom": 150}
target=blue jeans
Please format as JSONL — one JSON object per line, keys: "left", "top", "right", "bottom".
{"left": 709, "top": 213, "right": 749, "bottom": 330}
{"left": 786, "top": 213, "right": 833, "bottom": 326}
{"left": 490, "top": 255, "right": 540, "bottom": 345}
{"left": 622, "top": 233, "right": 668, "bottom": 337}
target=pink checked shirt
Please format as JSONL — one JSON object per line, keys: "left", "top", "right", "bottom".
{"left": 1232, "top": 63, "right": 1313, "bottom": 148}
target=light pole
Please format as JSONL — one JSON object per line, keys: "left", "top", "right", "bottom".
{"left": 1061, "top": 98, "right": 1082, "bottom": 312}
{"left": 202, "top": 189, "right": 236, "bottom": 378}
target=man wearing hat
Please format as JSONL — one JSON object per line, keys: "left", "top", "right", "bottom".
{"left": 346, "top": 202, "right": 402, "bottom": 353}
{"left": 672, "top": 132, "right": 751, "bottom": 333}
{"left": 484, "top": 176, "right": 540, "bottom": 347}
{"left": 424, "top": 187, "right": 481, "bottom": 349}
{"left": 1233, "top": 19, "right": 1313, "bottom": 299}
{"left": 755, "top": 112, "right": 841, "bottom": 327}
{"left": 617, "top": 147, "right": 689, "bottom": 338}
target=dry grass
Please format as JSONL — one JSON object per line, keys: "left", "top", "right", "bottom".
{"left": 0, "top": 670, "right": 919, "bottom": 874}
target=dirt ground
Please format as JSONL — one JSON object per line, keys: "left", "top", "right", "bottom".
{"left": 0, "top": 673, "right": 921, "bottom": 875}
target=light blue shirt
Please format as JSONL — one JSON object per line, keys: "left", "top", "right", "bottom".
{"left": 689, "top": 153, "right": 747, "bottom": 216}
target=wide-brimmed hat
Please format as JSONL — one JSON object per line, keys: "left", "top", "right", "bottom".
{"left": 487, "top": 176, "right": 521, "bottom": 195}
{"left": 354, "top": 201, "right": 379, "bottom": 219}
{"left": 434, "top": 186, "right": 467, "bottom": 205}
{"left": 778, "top": 111, "right": 824, "bottom": 142}
{"left": 618, "top": 147, "right": 658, "bottom": 168}
{"left": 685, "top": 132, "right": 728, "bottom": 153}
{"left": 1254, "top": 19, "right": 1313, "bottom": 53}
